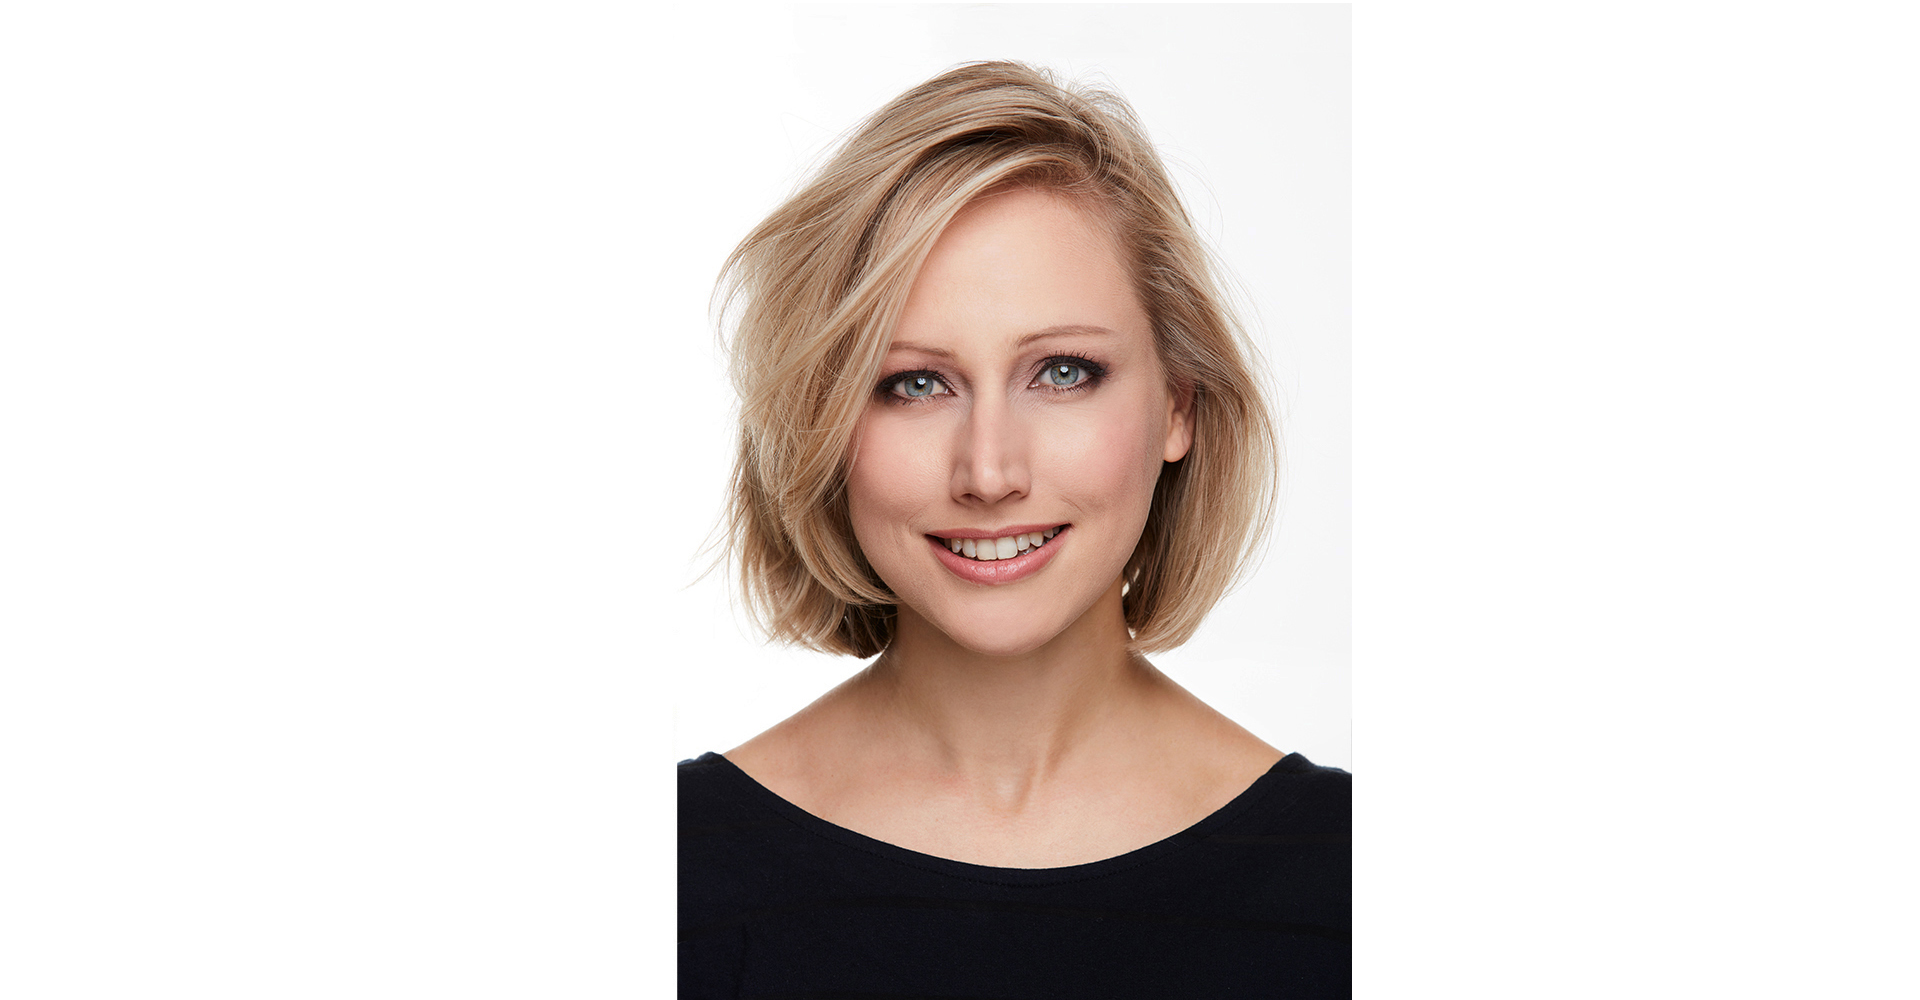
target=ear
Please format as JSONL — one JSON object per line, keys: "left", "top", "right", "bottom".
{"left": 1163, "top": 381, "right": 1194, "bottom": 463}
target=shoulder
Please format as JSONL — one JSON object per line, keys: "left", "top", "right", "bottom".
{"left": 677, "top": 752, "right": 767, "bottom": 833}
{"left": 1190, "top": 753, "right": 1349, "bottom": 933}
{"left": 719, "top": 675, "right": 876, "bottom": 811}
{"left": 678, "top": 753, "right": 802, "bottom": 922}
{"left": 1216, "top": 752, "right": 1350, "bottom": 854}
{"left": 676, "top": 751, "right": 733, "bottom": 797}
{"left": 1277, "top": 753, "right": 1351, "bottom": 788}
{"left": 1262, "top": 753, "right": 1351, "bottom": 819}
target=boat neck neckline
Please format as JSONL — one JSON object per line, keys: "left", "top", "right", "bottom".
{"left": 692, "top": 750, "right": 1315, "bottom": 886}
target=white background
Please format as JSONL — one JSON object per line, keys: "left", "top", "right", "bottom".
{"left": 662, "top": 4, "right": 1353, "bottom": 771}
{"left": 4, "top": 3, "right": 1916, "bottom": 998}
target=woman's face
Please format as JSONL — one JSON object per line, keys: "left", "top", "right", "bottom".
{"left": 846, "top": 187, "right": 1192, "bottom": 658}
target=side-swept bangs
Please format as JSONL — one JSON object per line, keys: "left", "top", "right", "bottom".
{"left": 717, "top": 61, "right": 1276, "bottom": 657}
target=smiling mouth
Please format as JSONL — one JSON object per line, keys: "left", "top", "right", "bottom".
{"left": 930, "top": 526, "right": 1064, "bottom": 562}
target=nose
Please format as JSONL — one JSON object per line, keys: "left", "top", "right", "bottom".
{"left": 950, "top": 395, "right": 1030, "bottom": 506}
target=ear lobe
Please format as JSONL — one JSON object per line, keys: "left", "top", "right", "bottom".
{"left": 1163, "top": 382, "right": 1195, "bottom": 463}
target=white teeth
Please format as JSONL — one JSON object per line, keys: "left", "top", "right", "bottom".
{"left": 943, "top": 527, "right": 1066, "bottom": 562}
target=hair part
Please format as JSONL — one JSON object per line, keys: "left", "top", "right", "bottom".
{"left": 717, "top": 61, "right": 1277, "bottom": 657}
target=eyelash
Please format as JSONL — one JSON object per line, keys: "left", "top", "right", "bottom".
{"left": 876, "top": 356, "right": 1109, "bottom": 404}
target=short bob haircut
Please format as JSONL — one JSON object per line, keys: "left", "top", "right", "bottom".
{"left": 718, "top": 61, "right": 1277, "bottom": 657}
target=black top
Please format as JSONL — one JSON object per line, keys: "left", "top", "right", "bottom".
{"left": 678, "top": 751, "right": 1350, "bottom": 999}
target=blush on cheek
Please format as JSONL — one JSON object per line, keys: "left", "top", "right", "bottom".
{"left": 1078, "top": 413, "right": 1168, "bottom": 507}
{"left": 846, "top": 423, "right": 944, "bottom": 568}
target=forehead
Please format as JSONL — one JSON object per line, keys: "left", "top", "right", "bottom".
{"left": 891, "top": 187, "right": 1146, "bottom": 354}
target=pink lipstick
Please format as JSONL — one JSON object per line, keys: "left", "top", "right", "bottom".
{"left": 925, "top": 525, "right": 1069, "bottom": 585}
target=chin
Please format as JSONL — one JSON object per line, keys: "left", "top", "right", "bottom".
{"left": 883, "top": 558, "right": 1123, "bottom": 661}
{"left": 912, "top": 597, "right": 1083, "bottom": 659}
{"left": 941, "top": 625, "right": 1061, "bottom": 659}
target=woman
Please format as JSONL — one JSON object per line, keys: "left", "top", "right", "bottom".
{"left": 680, "top": 62, "right": 1348, "bottom": 996}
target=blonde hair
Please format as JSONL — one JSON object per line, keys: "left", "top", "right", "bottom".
{"left": 717, "top": 61, "right": 1277, "bottom": 657}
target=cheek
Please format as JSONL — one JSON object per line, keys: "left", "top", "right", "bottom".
{"left": 846, "top": 417, "right": 942, "bottom": 536}
{"left": 1047, "top": 405, "right": 1167, "bottom": 509}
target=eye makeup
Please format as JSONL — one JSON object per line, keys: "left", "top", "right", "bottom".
{"left": 875, "top": 355, "right": 1111, "bottom": 404}
{"left": 876, "top": 368, "right": 953, "bottom": 402}
{"left": 1030, "top": 355, "right": 1108, "bottom": 391}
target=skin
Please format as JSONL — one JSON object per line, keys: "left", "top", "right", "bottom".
{"left": 729, "top": 187, "right": 1280, "bottom": 868}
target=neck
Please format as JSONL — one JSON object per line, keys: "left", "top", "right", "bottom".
{"left": 856, "top": 577, "right": 1163, "bottom": 798}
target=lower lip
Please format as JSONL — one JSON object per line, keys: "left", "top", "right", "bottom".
{"left": 928, "top": 527, "right": 1069, "bottom": 585}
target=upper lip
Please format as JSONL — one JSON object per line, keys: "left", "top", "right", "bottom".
{"left": 926, "top": 523, "right": 1068, "bottom": 540}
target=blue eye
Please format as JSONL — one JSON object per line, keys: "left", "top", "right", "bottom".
{"left": 885, "top": 372, "right": 951, "bottom": 400}
{"left": 1041, "top": 362, "right": 1090, "bottom": 388}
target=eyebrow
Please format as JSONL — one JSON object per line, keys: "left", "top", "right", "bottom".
{"left": 887, "top": 325, "right": 1116, "bottom": 358}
